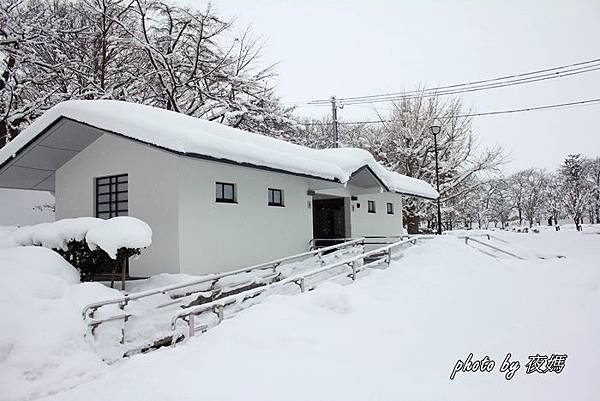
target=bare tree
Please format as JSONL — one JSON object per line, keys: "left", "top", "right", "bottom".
{"left": 0, "top": 0, "right": 298, "bottom": 147}
{"left": 543, "top": 172, "right": 563, "bottom": 228}
{"left": 560, "top": 154, "right": 590, "bottom": 231}
{"left": 585, "top": 157, "right": 600, "bottom": 224}
{"left": 342, "top": 93, "right": 506, "bottom": 233}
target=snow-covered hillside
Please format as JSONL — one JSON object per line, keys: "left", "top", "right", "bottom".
{"left": 5, "top": 228, "right": 594, "bottom": 401}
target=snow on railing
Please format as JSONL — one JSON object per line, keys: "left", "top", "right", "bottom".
{"left": 171, "top": 236, "right": 434, "bottom": 339}
{"left": 82, "top": 237, "right": 366, "bottom": 342}
{"left": 460, "top": 236, "right": 524, "bottom": 259}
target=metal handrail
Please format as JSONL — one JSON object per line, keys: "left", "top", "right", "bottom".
{"left": 461, "top": 236, "right": 524, "bottom": 259}
{"left": 309, "top": 236, "right": 410, "bottom": 249}
{"left": 82, "top": 237, "right": 366, "bottom": 323}
{"left": 171, "top": 235, "right": 434, "bottom": 338}
{"left": 308, "top": 238, "right": 357, "bottom": 250}
{"left": 446, "top": 232, "right": 510, "bottom": 244}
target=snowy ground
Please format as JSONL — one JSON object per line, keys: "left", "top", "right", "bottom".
{"left": 2, "top": 226, "right": 595, "bottom": 401}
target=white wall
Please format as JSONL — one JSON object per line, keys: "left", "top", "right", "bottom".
{"left": 55, "top": 133, "right": 180, "bottom": 277}
{"left": 349, "top": 192, "right": 404, "bottom": 238}
{"left": 177, "top": 158, "right": 314, "bottom": 274}
{"left": 54, "top": 128, "right": 406, "bottom": 278}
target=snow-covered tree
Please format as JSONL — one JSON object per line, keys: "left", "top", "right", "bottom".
{"left": 543, "top": 172, "right": 563, "bottom": 227}
{"left": 0, "top": 0, "right": 297, "bottom": 146}
{"left": 1, "top": 0, "right": 69, "bottom": 143}
{"left": 585, "top": 157, "right": 600, "bottom": 224}
{"left": 559, "top": 154, "right": 590, "bottom": 231}
{"left": 341, "top": 94, "right": 506, "bottom": 233}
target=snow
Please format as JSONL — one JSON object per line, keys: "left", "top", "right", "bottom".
{"left": 0, "top": 189, "right": 54, "bottom": 226}
{"left": 24, "top": 229, "right": 600, "bottom": 401}
{"left": 81, "top": 245, "right": 366, "bottom": 363}
{"left": 1, "top": 217, "right": 152, "bottom": 258}
{"left": 86, "top": 217, "right": 152, "bottom": 258}
{"left": 0, "top": 50, "right": 6, "bottom": 77}
{"left": 0, "top": 247, "right": 120, "bottom": 401}
{"left": 0, "top": 100, "right": 438, "bottom": 199}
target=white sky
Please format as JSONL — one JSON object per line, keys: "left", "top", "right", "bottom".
{"left": 4, "top": 0, "right": 600, "bottom": 225}
{"left": 186, "top": 0, "right": 600, "bottom": 173}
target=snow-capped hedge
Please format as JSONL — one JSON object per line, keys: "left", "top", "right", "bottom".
{"left": 7, "top": 216, "right": 152, "bottom": 258}
{"left": 2, "top": 217, "right": 152, "bottom": 282}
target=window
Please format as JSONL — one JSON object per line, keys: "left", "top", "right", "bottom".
{"left": 216, "top": 182, "right": 236, "bottom": 203}
{"left": 96, "top": 174, "right": 128, "bottom": 219}
{"left": 268, "top": 188, "right": 284, "bottom": 207}
{"left": 387, "top": 202, "right": 394, "bottom": 215}
{"left": 368, "top": 200, "right": 376, "bottom": 213}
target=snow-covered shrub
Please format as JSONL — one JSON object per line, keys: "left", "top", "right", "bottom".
{"left": 54, "top": 239, "right": 141, "bottom": 282}
{"left": 3, "top": 217, "right": 152, "bottom": 282}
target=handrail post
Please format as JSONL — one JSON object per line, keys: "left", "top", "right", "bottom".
{"left": 297, "top": 277, "right": 306, "bottom": 293}
{"left": 351, "top": 261, "right": 357, "bottom": 281}
{"left": 464, "top": 236, "right": 469, "bottom": 245}
{"left": 189, "top": 314, "right": 195, "bottom": 338}
{"left": 385, "top": 248, "right": 392, "bottom": 266}
{"left": 214, "top": 305, "right": 224, "bottom": 323}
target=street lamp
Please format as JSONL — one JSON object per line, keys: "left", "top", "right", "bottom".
{"left": 430, "top": 125, "right": 443, "bottom": 235}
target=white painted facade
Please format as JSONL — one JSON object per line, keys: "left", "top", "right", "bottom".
{"left": 55, "top": 131, "right": 405, "bottom": 277}
{"left": 55, "top": 134, "right": 181, "bottom": 277}
{"left": 348, "top": 192, "right": 404, "bottom": 238}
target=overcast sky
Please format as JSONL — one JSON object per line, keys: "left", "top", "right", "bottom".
{"left": 3, "top": 0, "right": 600, "bottom": 225}
{"left": 189, "top": 0, "right": 600, "bottom": 173}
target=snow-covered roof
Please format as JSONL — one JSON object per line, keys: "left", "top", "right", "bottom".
{"left": 0, "top": 100, "right": 438, "bottom": 199}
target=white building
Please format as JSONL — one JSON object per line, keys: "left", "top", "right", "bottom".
{"left": 0, "top": 101, "right": 437, "bottom": 277}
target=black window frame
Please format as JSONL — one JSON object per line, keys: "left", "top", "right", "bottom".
{"left": 216, "top": 182, "right": 236, "bottom": 203}
{"left": 387, "top": 202, "right": 394, "bottom": 215}
{"left": 268, "top": 188, "right": 284, "bottom": 207}
{"left": 368, "top": 200, "right": 376, "bottom": 213}
{"left": 95, "top": 174, "right": 128, "bottom": 219}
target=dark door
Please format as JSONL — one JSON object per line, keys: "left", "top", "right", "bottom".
{"left": 312, "top": 198, "right": 346, "bottom": 246}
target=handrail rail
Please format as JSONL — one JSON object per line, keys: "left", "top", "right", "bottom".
{"left": 170, "top": 235, "right": 434, "bottom": 338}
{"left": 460, "top": 236, "right": 524, "bottom": 259}
{"left": 82, "top": 237, "right": 366, "bottom": 320}
{"left": 446, "top": 232, "right": 510, "bottom": 244}
{"left": 308, "top": 237, "right": 357, "bottom": 250}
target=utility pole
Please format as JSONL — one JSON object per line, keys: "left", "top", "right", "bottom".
{"left": 330, "top": 95, "right": 339, "bottom": 148}
{"left": 430, "top": 125, "right": 443, "bottom": 235}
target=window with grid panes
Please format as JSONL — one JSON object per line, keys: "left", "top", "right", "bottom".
{"left": 96, "top": 174, "right": 128, "bottom": 219}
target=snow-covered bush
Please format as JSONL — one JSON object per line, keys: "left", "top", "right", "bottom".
{"left": 3, "top": 217, "right": 152, "bottom": 283}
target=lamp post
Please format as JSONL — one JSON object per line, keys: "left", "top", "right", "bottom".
{"left": 430, "top": 125, "right": 443, "bottom": 235}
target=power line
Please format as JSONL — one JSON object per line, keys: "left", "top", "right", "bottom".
{"left": 300, "top": 97, "right": 600, "bottom": 126}
{"left": 295, "top": 57, "right": 600, "bottom": 106}
{"left": 335, "top": 65, "right": 600, "bottom": 106}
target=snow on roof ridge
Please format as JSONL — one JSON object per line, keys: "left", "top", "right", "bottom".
{"left": 0, "top": 100, "right": 438, "bottom": 199}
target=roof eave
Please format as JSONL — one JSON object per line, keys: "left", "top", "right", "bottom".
{"left": 0, "top": 116, "right": 343, "bottom": 186}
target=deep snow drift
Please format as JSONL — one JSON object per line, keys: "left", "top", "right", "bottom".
{"left": 0, "top": 247, "right": 120, "bottom": 401}
{"left": 23, "top": 228, "right": 600, "bottom": 401}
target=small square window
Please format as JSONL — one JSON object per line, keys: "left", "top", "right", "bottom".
{"left": 368, "top": 200, "right": 376, "bottom": 213}
{"left": 216, "top": 182, "right": 236, "bottom": 203}
{"left": 268, "top": 188, "right": 284, "bottom": 207}
{"left": 96, "top": 174, "right": 128, "bottom": 220}
{"left": 387, "top": 202, "right": 394, "bottom": 215}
